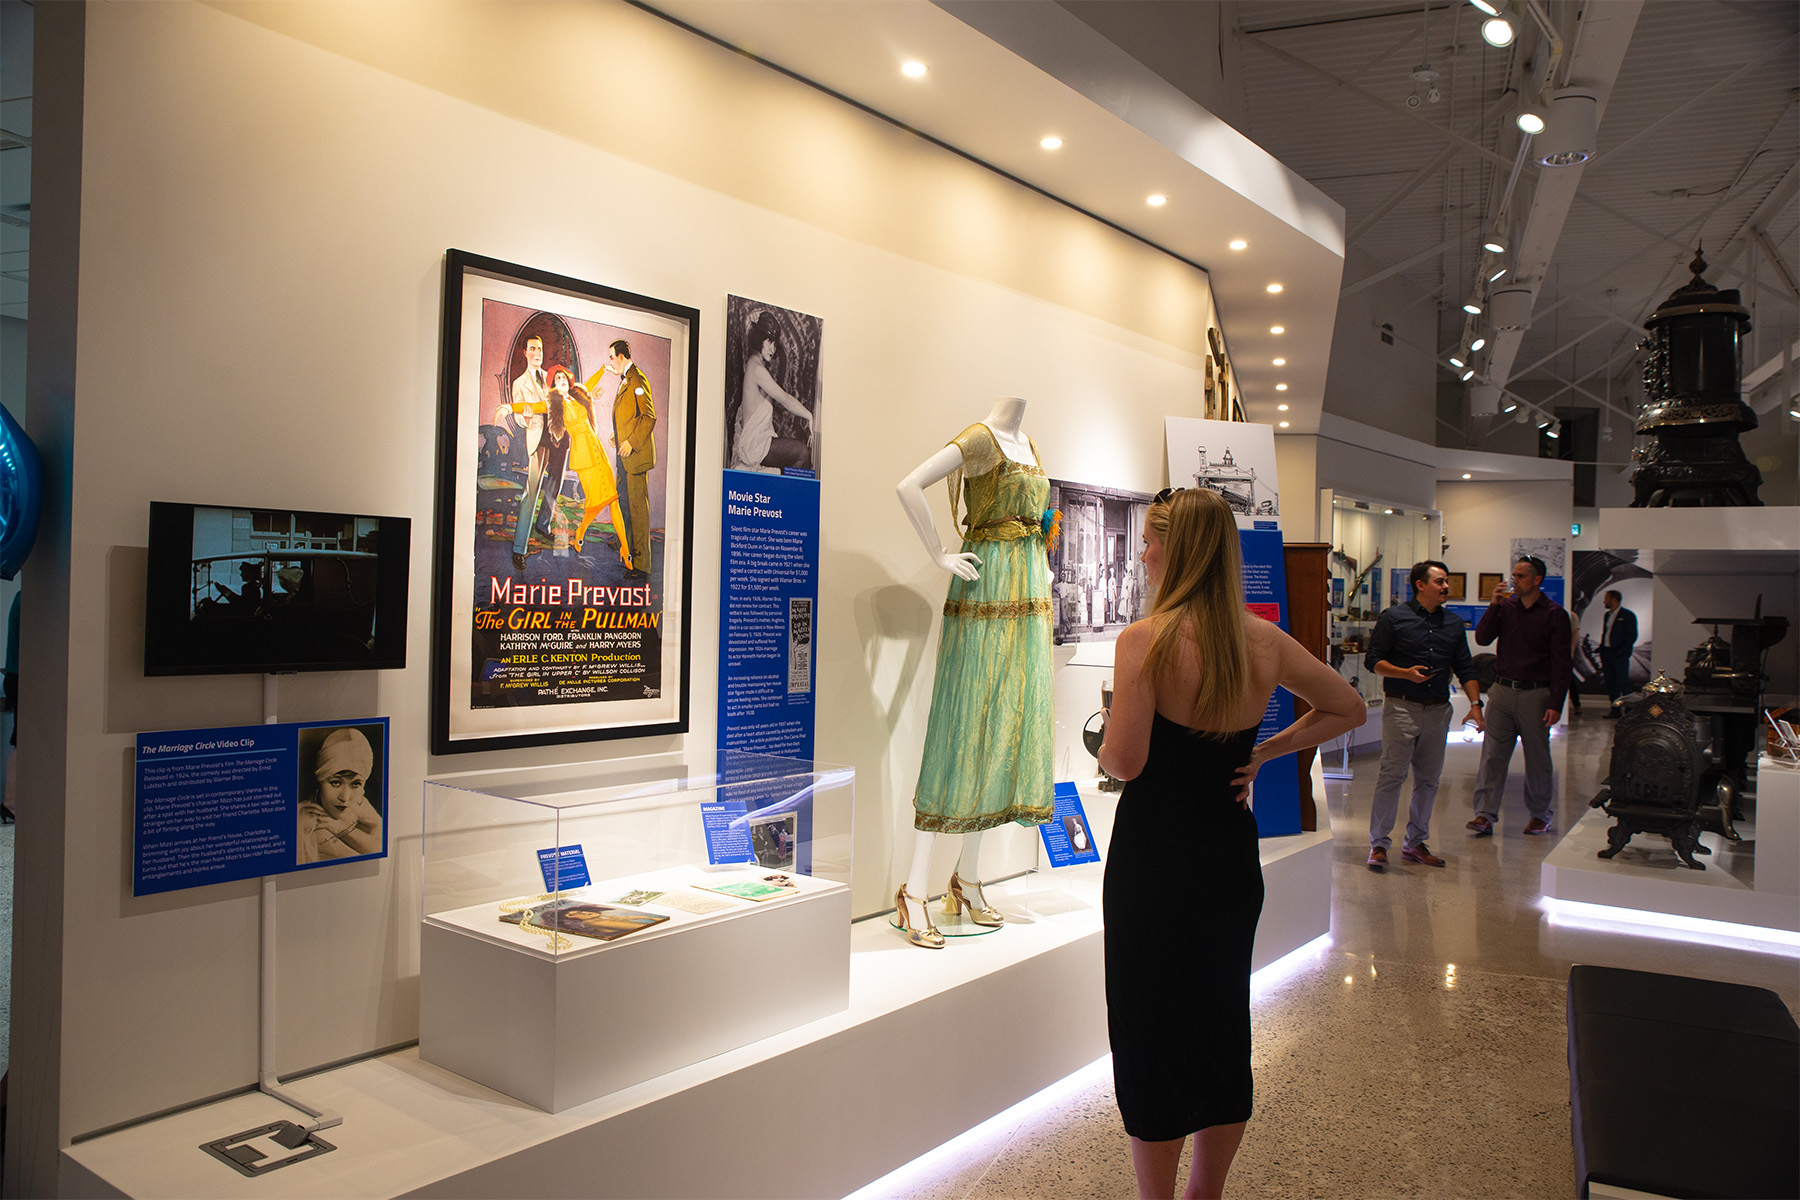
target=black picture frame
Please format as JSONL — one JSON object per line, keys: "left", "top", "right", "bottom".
{"left": 431, "top": 250, "right": 699, "bottom": 754}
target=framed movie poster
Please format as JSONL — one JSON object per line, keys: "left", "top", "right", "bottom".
{"left": 431, "top": 250, "right": 698, "bottom": 754}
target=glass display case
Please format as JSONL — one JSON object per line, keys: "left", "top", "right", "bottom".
{"left": 420, "top": 749, "right": 853, "bottom": 1111}
{"left": 1327, "top": 496, "right": 1442, "bottom": 708}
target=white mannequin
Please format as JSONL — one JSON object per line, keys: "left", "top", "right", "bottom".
{"left": 893, "top": 397, "right": 1035, "bottom": 946}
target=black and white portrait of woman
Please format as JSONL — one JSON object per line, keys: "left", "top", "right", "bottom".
{"left": 724, "top": 295, "right": 823, "bottom": 478}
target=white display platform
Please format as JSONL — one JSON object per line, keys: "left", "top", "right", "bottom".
{"left": 422, "top": 869, "right": 851, "bottom": 1112}
{"left": 1541, "top": 759, "right": 1800, "bottom": 933}
{"left": 1596, "top": 505, "right": 1800, "bottom": 554}
{"left": 62, "top": 822, "right": 1333, "bottom": 1199}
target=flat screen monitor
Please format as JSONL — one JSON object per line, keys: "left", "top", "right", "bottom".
{"left": 144, "top": 502, "right": 410, "bottom": 676}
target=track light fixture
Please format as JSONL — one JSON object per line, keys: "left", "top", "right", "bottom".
{"left": 1462, "top": 369, "right": 1476, "bottom": 382}
{"left": 1500, "top": 396, "right": 1519, "bottom": 414}
{"left": 1468, "top": 0, "right": 1500, "bottom": 15}
{"left": 1483, "top": 233, "right": 1508, "bottom": 254}
{"left": 1517, "top": 104, "right": 1547, "bottom": 135}
{"left": 1463, "top": 301, "right": 1483, "bottom": 315}
{"left": 1536, "top": 89, "right": 1599, "bottom": 166}
{"left": 1481, "top": 16, "right": 1516, "bottom": 47}
{"left": 1489, "top": 266, "right": 1508, "bottom": 282}
{"left": 1470, "top": 337, "right": 1486, "bottom": 352}
{"left": 1449, "top": 356, "right": 1465, "bottom": 369}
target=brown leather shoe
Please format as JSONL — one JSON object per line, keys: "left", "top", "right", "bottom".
{"left": 1466, "top": 814, "right": 1494, "bottom": 836}
{"left": 1523, "top": 817, "right": 1555, "bottom": 835}
{"left": 1402, "top": 842, "right": 1446, "bottom": 867}
{"left": 1367, "top": 846, "right": 1387, "bottom": 871}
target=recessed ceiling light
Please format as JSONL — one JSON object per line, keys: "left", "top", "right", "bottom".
{"left": 1462, "top": 473, "right": 1473, "bottom": 479}
{"left": 1266, "top": 283, "right": 1283, "bottom": 294}
{"left": 1147, "top": 194, "right": 1167, "bottom": 207}
{"left": 1276, "top": 383, "right": 1288, "bottom": 391}
{"left": 1470, "top": 337, "right": 1486, "bottom": 351}
{"left": 1270, "top": 325, "right": 1285, "bottom": 335}
{"left": 1278, "top": 421, "right": 1290, "bottom": 428}
{"left": 1040, "top": 136, "right": 1063, "bottom": 150}
{"left": 1277, "top": 403, "right": 1289, "bottom": 411}
{"left": 1272, "top": 357, "right": 1286, "bottom": 366}
{"left": 1229, "top": 239, "right": 1248, "bottom": 251}
{"left": 1384, "top": 509, "right": 1394, "bottom": 515}
{"left": 901, "top": 60, "right": 927, "bottom": 78}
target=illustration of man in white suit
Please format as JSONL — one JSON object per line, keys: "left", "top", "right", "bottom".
{"left": 493, "top": 334, "right": 561, "bottom": 571}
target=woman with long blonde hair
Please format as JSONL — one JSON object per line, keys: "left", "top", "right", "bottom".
{"left": 1100, "top": 487, "right": 1363, "bottom": 1200}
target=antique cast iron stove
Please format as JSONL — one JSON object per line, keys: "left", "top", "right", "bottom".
{"left": 1589, "top": 672, "right": 1735, "bottom": 869}
{"left": 1631, "top": 250, "right": 1760, "bottom": 507}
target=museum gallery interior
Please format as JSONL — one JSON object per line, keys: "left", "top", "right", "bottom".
{"left": 0, "top": 1, "right": 1796, "bottom": 1197}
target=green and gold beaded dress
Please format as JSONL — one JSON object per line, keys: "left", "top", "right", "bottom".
{"left": 913, "top": 424, "right": 1055, "bottom": 833}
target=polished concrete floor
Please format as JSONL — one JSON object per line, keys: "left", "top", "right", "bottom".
{"left": 856, "top": 709, "right": 1800, "bottom": 1200}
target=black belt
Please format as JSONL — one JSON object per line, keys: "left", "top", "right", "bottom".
{"left": 1387, "top": 693, "right": 1450, "bottom": 706}
{"left": 1496, "top": 676, "right": 1549, "bottom": 689}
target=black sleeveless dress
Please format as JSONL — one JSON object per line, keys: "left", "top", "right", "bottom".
{"left": 1104, "top": 713, "right": 1264, "bottom": 1142}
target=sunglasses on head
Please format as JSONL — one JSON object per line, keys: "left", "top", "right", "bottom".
{"left": 1152, "top": 486, "right": 1187, "bottom": 504}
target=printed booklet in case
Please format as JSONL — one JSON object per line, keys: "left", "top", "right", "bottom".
{"left": 500, "top": 899, "right": 670, "bottom": 941}
{"left": 692, "top": 874, "right": 801, "bottom": 902}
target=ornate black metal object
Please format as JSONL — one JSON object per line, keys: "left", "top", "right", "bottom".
{"left": 1680, "top": 599, "right": 1789, "bottom": 824}
{"left": 1589, "top": 672, "right": 1734, "bottom": 869}
{"left": 1631, "top": 249, "right": 1760, "bottom": 507}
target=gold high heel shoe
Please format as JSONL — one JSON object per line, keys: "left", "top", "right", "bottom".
{"left": 943, "top": 871, "right": 1004, "bottom": 927}
{"left": 895, "top": 885, "right": 946, "bottom": 949}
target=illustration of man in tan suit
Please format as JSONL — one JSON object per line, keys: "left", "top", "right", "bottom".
{"left": 599, "top": 339, "right": 655, "bottom": 576}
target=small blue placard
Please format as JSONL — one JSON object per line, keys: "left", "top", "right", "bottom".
{"left": 536, "top": 844, "right": 590, "bottom": 892}
{"left": 1038, "top": 782, "right": 1101, "bottom": 867}
{"left": 1253, "top": 520, "right": 1278, "bottom": 531}
{"left": 700, "top": 800, "right": 755, "bottom": 865}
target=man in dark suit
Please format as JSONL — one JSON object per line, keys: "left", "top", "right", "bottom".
{"left": 607, "top": 339, "right": 657, "bottom": 576}
{"left": 1600, "top": 589, "right": 1638, "bottom": 716}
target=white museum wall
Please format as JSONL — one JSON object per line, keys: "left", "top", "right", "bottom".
{"left": 1435, "top": 480, "right": 1575, "bottom": 602}
{"left": 1312, "top": 415, "right": 1439, "bottom": 513}
{"left": 31, "top": 0, "right": 1229, "bottom": 1143}
{"left": 1273, "top": 434, "right": 1320, "bottom": 541}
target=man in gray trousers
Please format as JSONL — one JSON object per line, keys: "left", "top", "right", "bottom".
{"left": 1364, "top": 561, "right": 1485, "bottom": 870}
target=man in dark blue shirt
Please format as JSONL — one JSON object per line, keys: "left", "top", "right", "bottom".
{"left": 1362, "top": 560, "right": 1484, "bottom": 870}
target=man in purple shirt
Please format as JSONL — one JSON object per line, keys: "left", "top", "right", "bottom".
{"left": 1466, "top": 555, "right": 1570, "bottom": 837}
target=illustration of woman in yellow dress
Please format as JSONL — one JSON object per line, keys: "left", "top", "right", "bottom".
{"left": 546, "top": 365, "right": 630, "bottom": 566}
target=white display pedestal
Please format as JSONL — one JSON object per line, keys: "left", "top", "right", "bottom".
{"left": 421, "top": 882, "right": 851, "bottom": 1112}
{"left": 62, "top": 795, "right": 1335, "bottom": 1199}
{"left": 1542, "top": 757, "right": 1800, "bottom": 933}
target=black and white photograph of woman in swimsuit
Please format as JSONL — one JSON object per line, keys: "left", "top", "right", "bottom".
{"left": 724, "top": 295, "right": 822, "bottom": 478}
